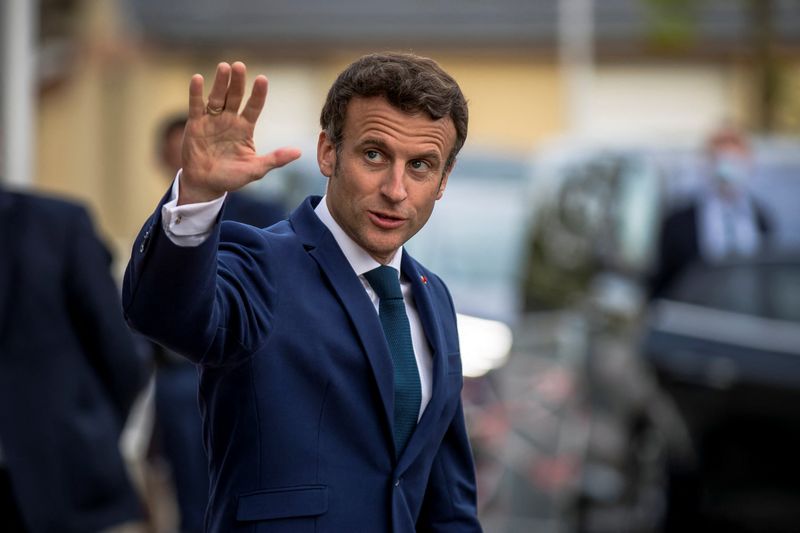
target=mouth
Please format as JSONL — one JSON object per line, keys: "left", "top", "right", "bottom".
{"left": 368, "top": 210, "right": 406, "bottom": 230}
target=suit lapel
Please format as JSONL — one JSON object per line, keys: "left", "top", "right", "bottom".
{"left": 290, "top": 198, "right": 395, "bottom": 433}
{"left": 397, "top": 253, "right": 449, "bottom": 468}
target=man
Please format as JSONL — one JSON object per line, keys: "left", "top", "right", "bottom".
{"left": 151, "top": 115, "right": 287, "bottom": 532}
{"left": 0, "top": 187, "right": 147, "bottom": 532}
{"left": 123, "top": 53, "right": 481, "bottom": 531}
{"left": 651, "top": 127, "right": 772, "bottom": 297}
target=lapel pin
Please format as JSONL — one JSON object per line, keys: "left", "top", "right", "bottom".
{"left": 420, "top": 275, "right": 428, "bottom": 285}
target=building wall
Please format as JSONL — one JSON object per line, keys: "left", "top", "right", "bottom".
{"left": 579, "top": 63, "right": 749, "bottom": 142}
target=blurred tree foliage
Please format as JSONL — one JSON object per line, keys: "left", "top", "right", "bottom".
{"left": 642, "top": 0, "right": 784, "bottom": 132}
{"left": 748, "top": 0, "right": 780, "bottom": 132}
{"left": 642, "top": 0, "right": 700, "bottom": 51}
{"left": 522, "top": 158, "right": 623, "bottom": 311}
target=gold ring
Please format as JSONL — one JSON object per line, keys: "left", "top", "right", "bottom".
{"left": 206, "top": 103, "right": 224, "bottom": 116}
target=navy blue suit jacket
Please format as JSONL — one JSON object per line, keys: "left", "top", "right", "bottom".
{"left": 123, "top": 194, "right": 481, "bottom": 532}
{"left": 0, "top": 190, "right": 146, "bottom": 532}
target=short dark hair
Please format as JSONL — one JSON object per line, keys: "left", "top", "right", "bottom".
{"left": 320, "top": 52, "right": 468, "bottom": 171}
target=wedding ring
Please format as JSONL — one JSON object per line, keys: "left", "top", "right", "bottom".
{"left": 206, "top": 103, "right": 224, "bottom": 116}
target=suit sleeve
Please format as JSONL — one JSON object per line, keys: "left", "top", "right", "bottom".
{"left": 122, "top": 191, "right": 278, "bottom": 367}
{"left": 64, "top": 206, "right": 148, "bottom": 423}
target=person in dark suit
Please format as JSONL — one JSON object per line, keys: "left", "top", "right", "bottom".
{"left": 123, "top": 53, "right": 481, "bottom": 531}
{"left": 151, "top": 116, "right": 287, "bottom": 532}
{"left": 0, "top": 188, "right": 147, "bottom": 532}
{"left": 651, "top": 127, "right": 772, "bottom": 297}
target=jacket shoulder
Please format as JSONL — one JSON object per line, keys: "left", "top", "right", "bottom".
{"left": 7, "top": 190, "right": 90, "bottom": 221}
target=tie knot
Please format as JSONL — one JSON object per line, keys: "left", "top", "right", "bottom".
{"left": 364, "top": 265, "right": 403, "bottom": 300}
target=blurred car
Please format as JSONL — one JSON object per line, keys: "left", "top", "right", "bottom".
{"left": 643, "top": 256, "right": 800, "bottom": 532}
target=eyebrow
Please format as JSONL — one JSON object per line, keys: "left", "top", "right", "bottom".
{"left": 357, "top": 138, "right": 390, "bottom": 153}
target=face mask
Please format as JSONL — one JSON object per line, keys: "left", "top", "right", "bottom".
{"left": 713, "top": 154, "right": 750, "bottom": 186}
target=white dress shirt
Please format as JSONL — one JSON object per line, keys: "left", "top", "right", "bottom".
{"left": 698, "top": 189, "right": 761, "bottom": 262}
{"left": 161, "top": 173, "right": 433, "bottom": 419}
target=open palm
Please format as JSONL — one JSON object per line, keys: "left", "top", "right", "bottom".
{"left": 179, "top": 62, "right": 301, "bottom": 205}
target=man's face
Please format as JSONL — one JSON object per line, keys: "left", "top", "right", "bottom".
{"left": 318, "top": 96, "right": 457, "bottom": 264}
{"left": 709, "top": 139, "right": 752, "bottom": 193}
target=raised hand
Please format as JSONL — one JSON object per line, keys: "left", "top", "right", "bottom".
{"left": 179, "top": 61, "right": 301, "bottom": 205}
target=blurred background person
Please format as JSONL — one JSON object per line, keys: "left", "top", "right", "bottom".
{"left": 650, "top": 126, "right": 773, "bottom": 297}
{"left": 0, "top": 182, "right": 148, "bottom": 532}
{"left": 148, "top": 114, "right": 287, "bottom": 533}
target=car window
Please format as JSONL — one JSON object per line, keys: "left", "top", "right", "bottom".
{"left": 770, "top": 266, "right": 800, "bottom": 322}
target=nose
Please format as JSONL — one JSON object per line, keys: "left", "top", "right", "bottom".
{"left": 380, "top": 163, "right": 408, "bottom": 203}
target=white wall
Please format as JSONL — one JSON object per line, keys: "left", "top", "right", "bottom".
{"left": 581, "top": 64, "right": 740, "bottom": 143}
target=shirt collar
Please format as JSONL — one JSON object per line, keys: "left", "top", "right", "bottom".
{"left": 314, "top": 195, "right": 404, "bottom": 278}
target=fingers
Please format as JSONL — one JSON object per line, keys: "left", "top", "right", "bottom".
{"left": 193, "top": 62, "right": 261, "bottom": 120}
{"left": 188, "top": 74, "right": 205, "bottom": 119}
{"left": 206, "top": 62, "right": 232, "bottom": 113}
{"left": 241, "top": 75, "right": 268, "bottom": 125}
{"left": 224, "top": 62, "right": 247, "bottom": 114}
{"left": 256, "top": 147, "right": 302, "bottom": 176}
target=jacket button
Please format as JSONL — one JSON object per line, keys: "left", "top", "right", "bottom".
{"left": 394, "top": 478, "right": 402, "bottom": 487}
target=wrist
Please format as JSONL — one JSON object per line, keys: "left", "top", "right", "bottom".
{"left": 177, "top": 171, "right": 226, "bottom": 205}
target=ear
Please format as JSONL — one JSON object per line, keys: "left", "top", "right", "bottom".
{"left": 317, "top": 131, "right": 336, "bottom": 178}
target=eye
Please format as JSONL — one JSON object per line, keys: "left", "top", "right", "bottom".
{"left": 409, "top": 160, "right": 431, "bottom": 172}
{"left": 365, "top": 150, "right": 382, "bottom": 162}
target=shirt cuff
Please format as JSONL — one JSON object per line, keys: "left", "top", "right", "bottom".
{"left": 161, "top": 169, "right": 227, "bottom": 247}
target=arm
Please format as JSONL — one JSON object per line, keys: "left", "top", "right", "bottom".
{"left": 123, "top": 62, "right": 298, "bottom": 364}
{"left": 123, "top": 191, "right": 281, "bottom": 366}
{"left": 417, "top": 401, "right": 482, "bottom": 532}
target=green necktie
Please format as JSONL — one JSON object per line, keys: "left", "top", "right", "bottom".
{"left": 363, "top": 265, "right": 421, "bottom": 455}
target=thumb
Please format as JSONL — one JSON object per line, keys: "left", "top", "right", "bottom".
{"left": 257, "top": 147, "right": 302, "bottom": 175}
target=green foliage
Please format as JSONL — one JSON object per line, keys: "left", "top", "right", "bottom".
{"left": 642, "top": 0, "right": 700, "bottom": 50}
